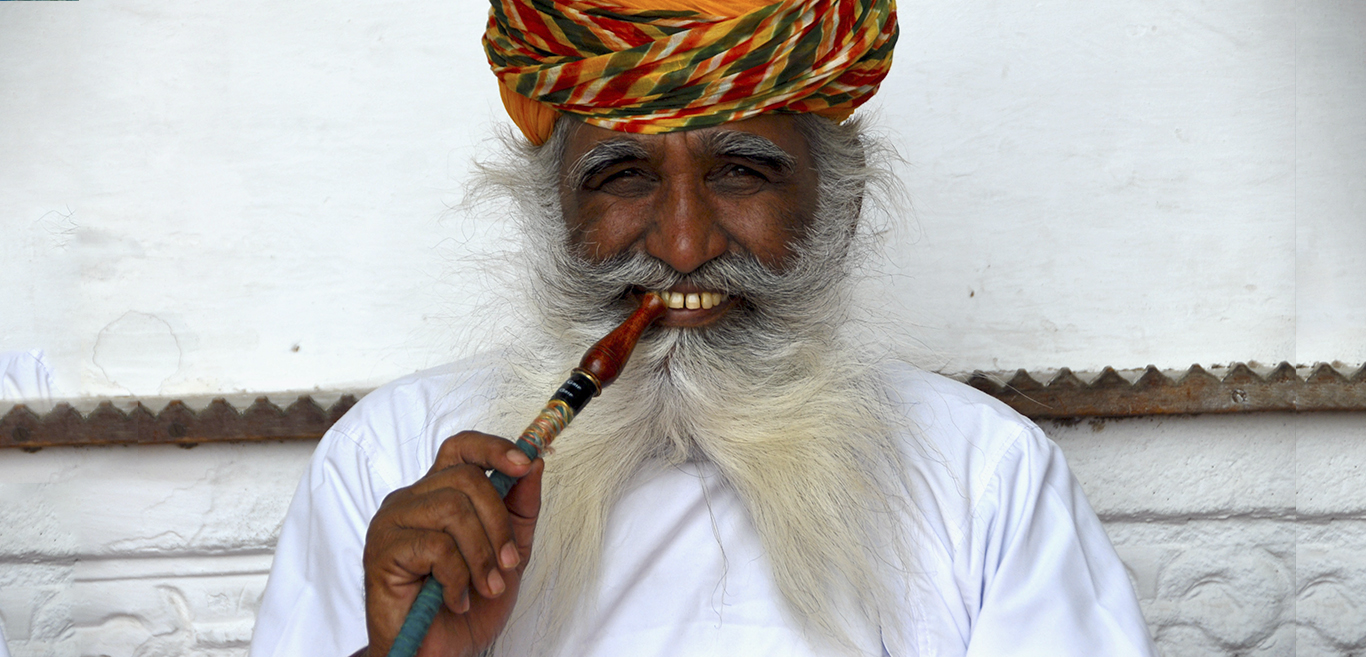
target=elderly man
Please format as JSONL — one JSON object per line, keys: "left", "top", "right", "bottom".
{"left": 251, "top": 0, "right": 1156, "bottom": 655}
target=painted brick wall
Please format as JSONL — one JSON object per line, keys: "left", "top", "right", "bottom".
{"left": 0, "top": 442, "right": 314, "bottom": 656}
{"left": 1, "top": 413, "right": 1362, "bottom": 656}
{"left": 1052, "top": 414, "right": 1366, "bottom": 655}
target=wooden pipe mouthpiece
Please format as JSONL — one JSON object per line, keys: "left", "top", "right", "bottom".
{"left": 577, "top": 292, "right": 667, "bottom": 390}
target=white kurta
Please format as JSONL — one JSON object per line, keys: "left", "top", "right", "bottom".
{"left": 249, "top": 359, "right": 1156, "bottom": 657}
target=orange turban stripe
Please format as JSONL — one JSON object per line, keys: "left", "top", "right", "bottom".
{"left": 485, "top": 0, "right": 898, "bottom": 144}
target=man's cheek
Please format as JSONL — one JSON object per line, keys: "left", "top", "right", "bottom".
{"left": 568, "top": 207, "right": 648, "bottom": 259}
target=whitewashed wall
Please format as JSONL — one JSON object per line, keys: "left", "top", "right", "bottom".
{"left": 1, "top": 1, "right": 1363, "bottom": 656}
{"left": 3, "top": 415, "right": 1362, "bottom": 656}
{"left": 3, "top": 0, "right": 1362, "bottom": 394}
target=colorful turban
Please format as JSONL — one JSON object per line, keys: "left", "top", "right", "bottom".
{"left": 484, "top": 0, "right": 898, "bottom": 144}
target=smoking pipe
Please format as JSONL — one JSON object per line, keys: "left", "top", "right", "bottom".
{"left": 385, "top": 292, "right": 667, "bottom": 657}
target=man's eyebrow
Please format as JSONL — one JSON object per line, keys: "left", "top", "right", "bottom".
{"left": 703, "top": 130, "right": 797, "bottom": 173}
{"left": 566, "top": 139, "right": 651, "bottom": 188}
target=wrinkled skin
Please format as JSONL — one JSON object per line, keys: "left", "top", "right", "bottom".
{"left": 361, "top": 113, "right": 820, "bottom": 656}
{"left": 363, "top": 432, "right": 542, "bottom": 657}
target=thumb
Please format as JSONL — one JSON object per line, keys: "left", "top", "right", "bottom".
{"left": 504, "top": 458, "right": 543, "bottom": 560}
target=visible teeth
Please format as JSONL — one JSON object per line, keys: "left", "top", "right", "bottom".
{"left": 658, "top": 290, "right": 726, "bottom": 310}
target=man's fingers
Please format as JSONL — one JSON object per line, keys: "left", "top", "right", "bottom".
{"left": 428, "top": 544, "right": 472, "bottom": 614}
{"left": 398, "top": 466, "right": 518, "bottom": 566}
{"left": 428, "top": 484, "right": 507, "bottom": 599}
{"left": 364, "top": 527, "right": 461, "bottom": 643}
{"left": 368, "top": 522, "right": 486, "bottom": 615}
{"left": 448, "top": 465, "right": 522, "bottom": 571}
{"left": 426, "top": 431, "right": 533, "bottom": 479}
{"left": 409, "top": 531, "right": 475, "bottom": 616}
{"left": 364, "top": 431, "right": 544, "bottom": 656}
{"left": 370, "top": 479, "right": 509, "bottom": 599}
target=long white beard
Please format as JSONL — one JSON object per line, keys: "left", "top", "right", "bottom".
{"left": 467, "top": 118, "right": 914, "bottom": 656}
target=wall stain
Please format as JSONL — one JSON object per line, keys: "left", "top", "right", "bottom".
{"left": 92, "top": 312, "right": 183, "bottom": 396}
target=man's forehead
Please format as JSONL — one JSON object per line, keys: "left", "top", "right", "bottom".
{"left": 562, "top": 114, "right": 811, "bottom": 163}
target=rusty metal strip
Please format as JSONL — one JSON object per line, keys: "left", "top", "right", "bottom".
{"left": 3, "top": 361, "right": 1364, "bottom": 449}
{"left": 964, "top": 362, "right": 1366, "bottom": 419}
{"left": 0, "top": 395, "right": 358, "bottom": 450}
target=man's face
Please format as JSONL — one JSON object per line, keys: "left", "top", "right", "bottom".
{"left": 558, "top": 114, "right": 820, "bottom": 328}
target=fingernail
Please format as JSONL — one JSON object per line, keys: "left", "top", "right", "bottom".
{"left": 506, "top": 448, "right": 531, "bottom": 466}
{"left": 457, "top": 588, "right": 470, "bottom": 614}
{"left": 487, "top": 569, "right": 505, "bottom": 596}
{"left": 500, "top": 541, "right": 520, "bottom": 569}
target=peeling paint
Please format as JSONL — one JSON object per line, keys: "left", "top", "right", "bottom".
{"left": 91, "top": 313, "right": 183, "bottom": 397}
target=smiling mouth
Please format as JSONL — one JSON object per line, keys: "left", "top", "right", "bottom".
{"left": 656, "top": 290, "right": 727, "bottom": 310}
{"left": 631, "top": 288, "right": 736, "bottom": 327}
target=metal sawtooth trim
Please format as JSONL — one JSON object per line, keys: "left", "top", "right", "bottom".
{"left": 2, "top": 361, "right": 1364, "bottom": 449}
{"left": 963, "top": 361, "right": 1366, "bottom": 419}
{"left": 0, "top": 394, "right": 359, "bottom": 450}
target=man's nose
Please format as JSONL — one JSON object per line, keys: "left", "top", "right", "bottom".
{"left": 644, "top": 177, "right": 728, "bottom": 274}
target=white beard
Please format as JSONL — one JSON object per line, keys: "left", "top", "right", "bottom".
{"left": 466, "top": 117, "right": 915, "bottom": 656}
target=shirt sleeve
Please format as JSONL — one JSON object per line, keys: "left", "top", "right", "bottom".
{"left": 249, "top": 427, "right": 393, "bottom": 657}
{"left": 961, "top": 426, "right": 1157, "bottom": 657}
{"left": 0, "top": 616, "right": 12, "bottom": 657}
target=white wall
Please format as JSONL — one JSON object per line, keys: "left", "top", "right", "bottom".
{"left": 2, "top": 415, "right": 1362, "bottom": 656}
{"left": 0, "top": 442, "right": 312, "bottom": 656}
{"left": 2, "top": 0, "right": 1362, "bottom": 397}
{"left": 1, "top": 0, "right": 498, "bottom": 398}
{"left": 1, "top": 1, "right": 1364, "bottom": 656}
{"left": 888, "top": 1, "right": 1365, "bottom": 373}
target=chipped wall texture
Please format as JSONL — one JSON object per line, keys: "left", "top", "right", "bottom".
{"left": 1052, "top": 414, "right": 1366, "bottom": 656}
{"left": 0, "top": 442, "right": 314, "bottom": 656}
{"left": 2, "top": 416, "right": 1363, "bottom": 656}
{"left": 0, "top": 1, "right": 1363, "bottom": 657}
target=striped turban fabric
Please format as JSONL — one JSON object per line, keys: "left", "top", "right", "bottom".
{"left": 484, "top": 0, "right": 898, "bottom": 144}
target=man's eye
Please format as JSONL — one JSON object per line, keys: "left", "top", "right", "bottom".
{"left": 593, "top": 168, "right": 654, "bottom": 195}
{"left": 602, "top": 168, "right": 642, "bottom": 183}
{"left": 710, "top": 164, "right": 770, "bottom": 194}
{"left": 723, "top": 164, "right": 764, "bottom": 179}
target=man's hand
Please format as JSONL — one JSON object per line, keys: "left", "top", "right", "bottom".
{"left": 363, "top": 431, "right": 544, "bottom": 657}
